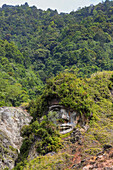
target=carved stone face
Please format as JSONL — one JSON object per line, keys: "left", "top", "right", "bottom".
{"left": 48, "top": 105, "right": 77, "bottom": 134}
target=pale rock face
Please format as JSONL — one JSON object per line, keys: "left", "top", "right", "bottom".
{"left": 48, "top": 105, "right": 78, "bottom": 134}
{"left": 0, "top": 107, "right": 32, "bottom": 170}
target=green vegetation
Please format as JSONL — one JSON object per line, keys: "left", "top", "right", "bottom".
{"left": 15, "top": 118, "right": 62, "bottom": 168}
{"left": 14, "top": 71, "right": 113, "bottom": 169}
{"left": 0, "top": 39, "right": 44, "bottom": 106}
{"left": 1, "top": 1, "right": 113, "bottom": 106}
{"left": 1, "top": 1, "right": 113, "bottom": 169}
{"left": 14, "top": 152, "right": 72, "bottom": 170}
{"left": 29, "top": 72, "right": 93, "bottom": 120}
{"left": 29, "top": 71, "right": 113, "bottom": 121}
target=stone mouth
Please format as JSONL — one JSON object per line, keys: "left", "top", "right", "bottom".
{"left": 58, "top": 123, "right": 73, "bottom": 134}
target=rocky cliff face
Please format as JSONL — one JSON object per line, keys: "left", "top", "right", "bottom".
{"left": 0, "top": 107, "right": 32, "bottom": 170}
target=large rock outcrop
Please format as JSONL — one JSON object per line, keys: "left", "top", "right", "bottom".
{"left": 0, "top": 107, "right": 32, "bottom": 170}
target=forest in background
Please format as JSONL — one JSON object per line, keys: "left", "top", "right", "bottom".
{"left": 1, "top": 0, "right": 113, "bottom": 106}
{"left": 1, "top": 1, "right": 113, "bottom": 169}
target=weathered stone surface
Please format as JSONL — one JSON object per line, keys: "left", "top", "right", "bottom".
{"left": 48, "top": 104, "right": 87, "bottom": 134}
{"left": 70, "top": 128, "right": 82, "bottom": 144}
{"left": 0, "top": 107, "right": 32, "bottom": 170}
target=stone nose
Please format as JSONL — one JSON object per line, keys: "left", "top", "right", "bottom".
{"left": 61, "top": 113, "right": 69, "bottom": 120}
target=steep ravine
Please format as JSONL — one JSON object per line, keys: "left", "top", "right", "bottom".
{"left": 0, "top": 107, "right": 32, "bottom": 170}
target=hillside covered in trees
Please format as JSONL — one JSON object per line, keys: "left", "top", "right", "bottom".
{"left": 1, "top": 1, "right": 113, "bottom": 169}
{"left": 1, "top": 0, "right": 113, "bottom": 104}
